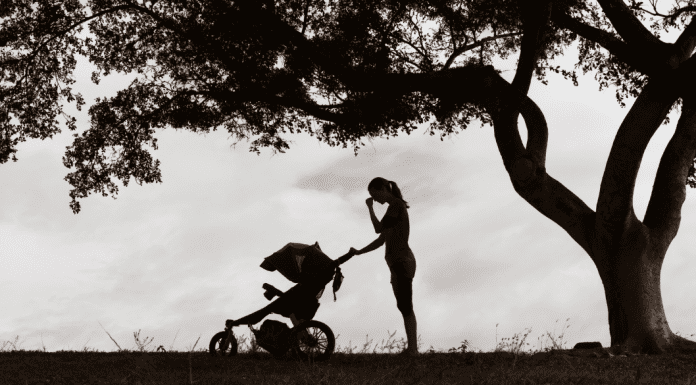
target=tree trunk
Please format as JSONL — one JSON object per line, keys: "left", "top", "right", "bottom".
{"left": 591, "top": 90, "right": 696, "bottom": 355}
{"left": 593, "top": 216, "right": 675, "bottom": 354}
{"left": 483, "top": 66, "right": 696, "bottom": 354}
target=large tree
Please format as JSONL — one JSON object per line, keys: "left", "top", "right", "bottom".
{"left": 7, "top": 0, "right": 696, "bottom": 354}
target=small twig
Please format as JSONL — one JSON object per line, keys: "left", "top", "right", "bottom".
{"left": 40, "top": 333, "right": 47, "bottom": 353}
{"left": 169, "top": 328, "right": 180, "bottom": 351}
{"left": 301, "top": 0, "right": 310, "bottom": 35}
{"left": 82, "top": 338, "right": 91, "bottom": 351}
{"left": 98, "top": 321, "right": 122, "bottom": 352}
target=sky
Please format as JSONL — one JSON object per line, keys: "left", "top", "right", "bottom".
{"left": 1, "top": 41, "right": 696, "bottom": 355}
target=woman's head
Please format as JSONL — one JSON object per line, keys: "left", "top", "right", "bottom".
{"left": 368, "top": 177, "right": 410, "bottom": 208}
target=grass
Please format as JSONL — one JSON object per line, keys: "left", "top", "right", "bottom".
{"left": 1, "top": 319, "right": 695, "bottom": 384}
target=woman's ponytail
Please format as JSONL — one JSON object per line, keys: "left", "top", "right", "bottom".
{"left": 388, "top": 181, "right": 410, "bottom": 209}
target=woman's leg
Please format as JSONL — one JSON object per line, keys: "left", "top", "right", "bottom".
{"left": 404, "top": 313, "right": 418, "bottom": 353}
{"left": 390, "top": 254, "right": 418, "bottom": 354}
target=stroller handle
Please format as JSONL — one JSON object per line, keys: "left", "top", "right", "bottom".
{"left": 333, "top": 251, "right": 354, "bottom": 267}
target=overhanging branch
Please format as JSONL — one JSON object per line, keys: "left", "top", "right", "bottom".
{"left": 550, "top": 8, "right": 665, "bottom": 75}
{"left": 486, "top": 72, "right": 596, "bottom": 257}
{"left": 596, "top": 0, "right": 666, "bottom": 51}
{"left": 197, "top": 89, "right": 349, "bottom": 124}
{"left": 443, "top": 32, "right": 522, "bottom": 70}
{"left": 512, "top": 0, "right": 552, "bottom": 95}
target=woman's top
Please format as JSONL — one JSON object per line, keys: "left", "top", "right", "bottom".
{"left": 381, "top": 199, "right": 411, "bottom": 267}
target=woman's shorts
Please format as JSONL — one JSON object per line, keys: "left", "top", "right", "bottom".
{"left": 388, "top": 249, "right": 416, "bottom": 317}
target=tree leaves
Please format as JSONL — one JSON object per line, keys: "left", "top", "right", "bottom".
{"left": 1, "top": 0, "right": 86, "bottom": 163}
{"left": 5, "top": 0, "right": 696, "bottom": 211}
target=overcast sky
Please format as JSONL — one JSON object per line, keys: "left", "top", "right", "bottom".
{"left": 2, "top": 41, "right": 696, "bottom": 354}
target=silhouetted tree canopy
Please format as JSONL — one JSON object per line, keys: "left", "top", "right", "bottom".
{"left": 2, "top": 0, "right": 696, "bottom": 212}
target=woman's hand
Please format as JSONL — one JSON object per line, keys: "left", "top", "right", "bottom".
{"left": 338, "top": 248, "right": 359, "bottom": 264}
{"left": 365, "top": 198, "right": 374, "bottom": 208}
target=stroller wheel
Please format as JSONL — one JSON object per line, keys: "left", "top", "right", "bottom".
{"left": 209, "top": 331, "right": 238, "bottom": 357}
{"left": 289, "top": 320, "right": 335, "bottom": 362}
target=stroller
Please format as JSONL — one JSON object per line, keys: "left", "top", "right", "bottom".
{"left": 209, "top": 242, "right": 354, "bottom": 361}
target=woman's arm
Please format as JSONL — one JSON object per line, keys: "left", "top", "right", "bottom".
{"left": 369, "top": 206, "right": 382, "bottom": 233}
{"left": 354, "top": 233, "right": 386, "bottom": 255}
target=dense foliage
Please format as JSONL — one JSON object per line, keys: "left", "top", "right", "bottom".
{"left": 0, "top": 0, "right": 85, "bottom": 164}
{"left": 2, "top": 0, "right": 696, "bottom": 212}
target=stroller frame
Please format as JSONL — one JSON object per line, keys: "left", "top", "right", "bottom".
{"left": 209, "top": 245, "right": 353, "bottom": 361}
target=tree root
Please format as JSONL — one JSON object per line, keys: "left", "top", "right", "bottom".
{"left": 667, "top": 334, "right": 696, "bottom": 354}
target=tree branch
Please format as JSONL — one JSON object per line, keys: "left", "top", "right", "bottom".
{"left": 668, "top": 5, "right": 696, "bottom": 22}
{"left": 350, "top": 62, "right": 596, "bottom": 257}
{"left": 301, "top": 0, "right": 310, "bottom": 36}
{"left": 550, "top": 8, "right": 665, "bottom": 75}
{"left": 643, "top": 94, "right": 696, "bottom": 246}
{"left": 596, "top": 0, "right": 666, "bottom": 50}
{"left": 469, "top": 32, "right": 598, "bottom": 255}
{"left": 485, "top": 72, "right": 596, "bottom": 256}
{"left": 519, "top": 95, "right": 548, "bottom": 168}
{"left": 635, "top": 4, "right": 696, "bottom": 23}
{"left": 443, "top": 32, "right": 522, "bottom": 70}
{"left": 247, "top": 4, "right": 475, "bottom": 92}
{"left": 124, "top": 2, "right": 186, "bottom": 36}
{"left": 479, "top": 0, "right": 551, "bottom": 176}
{"left": 275, "top": 95, "right": 349, "bottom": 123}
{"left": 596, "top": 81, "right": 678, "bottom": 240}
{"left": 512, "top": 0, "right": 553, "bottom": 95}
{"left": 519, "top": 173, "right": 597, "bottom": 257}
{"left": 490, "top": 0, "right": 551, "bottom": 171}
{"left": 257, "top": 7, "right": 356, "bottom": 86}
{"left": 199, "top": 89, "right": 349, "bottom": 124}
{"left": 408, "top": 13, "right": 432, "bottom": 68}
{"left": 393, "top": 51, "right": 430, "bottom": 72}
{"left": 669, "top": 5, "right": 696, "bottom": 22}
{"left": 677, "top": 54, "right": 696, "bottom": 95}
{"left": 673, "top": 16, "right": 696, "bottom": 64}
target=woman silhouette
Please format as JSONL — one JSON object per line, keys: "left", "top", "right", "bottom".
{"left": 349, "top": 177, "right": 418, "bottom": 356}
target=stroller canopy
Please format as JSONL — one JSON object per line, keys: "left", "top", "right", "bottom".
{"left": 261, "top": 242, "right": 336, "bottom": 286}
